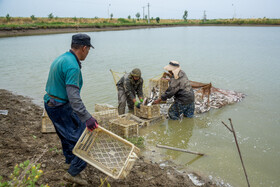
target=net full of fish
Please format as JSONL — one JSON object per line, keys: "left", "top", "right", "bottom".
{"left": 144, "top": 86, "right": 245, "bottom": 117}
{"left": 194, "top": 87, "right": 245, "bottom": 114}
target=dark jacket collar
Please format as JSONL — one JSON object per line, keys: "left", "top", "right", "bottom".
{"left": 69, "top": 49, "right": 81, "bottom": 69}
{"left": 128, "top": 74, "right": 143, "bottom": 85}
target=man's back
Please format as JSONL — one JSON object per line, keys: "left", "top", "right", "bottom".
{"left": 44, "top": 51, "right": 82, "bottom": 102}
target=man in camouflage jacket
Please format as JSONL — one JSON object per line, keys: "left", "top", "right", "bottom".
{"left": 116, "top": 68, "right": 144, "bottom": 115}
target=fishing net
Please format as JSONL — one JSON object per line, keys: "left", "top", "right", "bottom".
{"left": 193, "top": 86, "right": 245, "bottom": 114}
{"left": 110, "top": 69, "right": 126, "bottom": 90}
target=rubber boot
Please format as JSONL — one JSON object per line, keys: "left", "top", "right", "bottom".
{"left": 63, "top": 172, "right": 88, "bottom": 186}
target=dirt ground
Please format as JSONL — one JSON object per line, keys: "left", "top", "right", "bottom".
{"left": 0, "top": 89, "right": 217, "bottom": 187}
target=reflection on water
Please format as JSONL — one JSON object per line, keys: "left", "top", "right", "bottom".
{"left": 141, "top": 118, "right": 205, "bottom": 164}
{"left": 0, "top": 26, "right": 280, "bottom": 186}
{"left": 185, "top": 155, "right": 204, "bottom": 166}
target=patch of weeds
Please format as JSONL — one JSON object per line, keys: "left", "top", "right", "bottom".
{"left": 99, "top": 176, "right": 111, "bottom": 187}
{"left": 49, "top": 147, "right": 62, "bottom": 154}
{"left": 126, "top": 136, "right": 145, "bottom": 148}
{"left": 0, "top": 160, "right": 49, "bottom": 187}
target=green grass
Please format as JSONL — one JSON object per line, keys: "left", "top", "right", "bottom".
{"left": 0, "top": 17, "right": 279, "bottom": 29}
{"left": 126, "top": 136, "right": 145, "bottom": 148}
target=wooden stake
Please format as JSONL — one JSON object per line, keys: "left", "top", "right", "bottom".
{"left": 156, "top": 144, "right": 204, "bottom": 156}
{"left": 222, "top": 118, "right": 250, "bottom": 187}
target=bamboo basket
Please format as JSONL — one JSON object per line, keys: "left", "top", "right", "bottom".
{"left": 73, "top": 127, "right": 140, "bottom": 179}
{"left": 108, "top": 113, "right": 144, "bottom": 138}
{"left": 41, "top": 110, "right": 56, "bottom": 133}
{"left": 119, "top": 113, "right": 146, "bottom": 127}
{"left": 41, "top": 109, "right": 113, "bottom": 133}
{"left": 109, "top": 118, "right": 138, "bottom": 138}
{"left": 140, "top": 115, "right": 166, "bottom": 126}
{"left": 94, "top": 103, "right": 117, "bottom": 112}
{"left": 134, "top": 105, "right": 161, "bottom": 119}
{"left": 92, "top": 109, "right": 118, "bottom": 129}
{"left": 148, "top": 78, "right": 169, "bottom": 98}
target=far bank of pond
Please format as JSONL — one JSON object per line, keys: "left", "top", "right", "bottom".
{"left": 1, "top": 23, "right": 280, "bottom": 38}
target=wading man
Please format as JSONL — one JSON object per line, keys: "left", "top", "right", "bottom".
{"left": 154, "top": 61, "right": 195, "bottom": 120}
{"left": 44, "top": 33, "right": 98, "bottom": 185}
{"left": 116, "top": 68, "right": 144, "bottom": 115}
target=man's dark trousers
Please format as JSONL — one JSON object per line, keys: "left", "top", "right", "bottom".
{"left": 44, "top": 102, "right": 87, "bottom": 176}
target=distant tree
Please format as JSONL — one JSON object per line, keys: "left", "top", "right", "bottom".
{"left": 128, "top": 15, "right": 131, "bottom": 19}
{"left": 48, "top": 13, "right": 54, "bottom": 19}
{"left": 94, "top": 16, "right": 99, "bottom": 19}
{"left": 145, "top": 15, "right": 147, "bottom": 20}
{"left": 30, "top": 15, "right": 36, "bottom": 20}
{"left": 183, "top": 10, "right": 188, "bottom": 21}
{"left": 156, "top": 17, "right": 160, "bottom": 23}
{"left": 72, "top": 17, "right": 77, "bottom": 21}
{"left": 135, "top": 12, "right": 140, "bottom": 21}
{"left": 6, "top": 14, "right": 11, "bottom": 22}
{"left": 110, "top": 13, "right": 113, "bottom": 20}
{"left": 151, "top": 17, "right": 154, "bottom": 20}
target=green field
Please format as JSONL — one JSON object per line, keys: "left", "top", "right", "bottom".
{"left": 1, "top": 17, "right": 279, "bottom": 29}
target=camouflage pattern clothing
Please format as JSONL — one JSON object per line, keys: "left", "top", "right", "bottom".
{"left": 116, "top": 72, "right": 143, "bottom": 115}
{"left": 161, "top": 70, "right": 195, "bottom": 119}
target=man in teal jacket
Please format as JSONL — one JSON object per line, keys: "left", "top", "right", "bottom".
{"left": 44, "top": 33, "right": 98, "bottom": 185}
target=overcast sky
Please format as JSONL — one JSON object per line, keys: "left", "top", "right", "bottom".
{"left": 0, "top": 0, "right": 279, "bottom": 19}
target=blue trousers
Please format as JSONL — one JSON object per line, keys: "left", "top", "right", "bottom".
{"left": 44, "top": 102, "right": 87, "bottom": 176}
{"left": 168, "top": 102, "right": 195, "bottom": 120}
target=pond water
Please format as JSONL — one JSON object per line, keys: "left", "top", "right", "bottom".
{"left": 0, "top": 26, "right": 280, "bottom": 186}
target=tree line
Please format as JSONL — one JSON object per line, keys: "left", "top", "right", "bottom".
{"left": 3, "top": 10, "right": 191, "bottom": 24}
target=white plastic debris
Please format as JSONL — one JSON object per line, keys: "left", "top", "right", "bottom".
{"left": 0, "top": 110, "right": 8, "bottom": 115}
{"left": 187, "top": 173, "right": 205, "bottom": 186}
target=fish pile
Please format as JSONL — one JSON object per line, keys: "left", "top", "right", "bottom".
{"left": 194, "top": 87, "right": 246, "bottom": 114}
{"left": 146, "top": 86, "right": 246, "bottom": 116}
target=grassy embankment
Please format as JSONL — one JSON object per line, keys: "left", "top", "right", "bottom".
{"left": 0, "top": 17, "right": 280, "bottom": 29}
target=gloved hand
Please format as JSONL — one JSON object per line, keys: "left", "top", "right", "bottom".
{"left": 153, "top": 98, "right": 161, "bottom": 105}
{"left": 135, "top": 101, "right": 142, "bottom": 109}
{"left": 86, "top": 116, "right": 99, "bottom": 131}
{"left": 140, "top": 98, "right": 144, "bottom": 103}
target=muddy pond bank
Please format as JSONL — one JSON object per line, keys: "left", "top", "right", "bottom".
{"left": 0, "top": 25, "right": 176, "bottom": 37}
{"left": 0, "top": 89, "right": 218, "bottom": 186}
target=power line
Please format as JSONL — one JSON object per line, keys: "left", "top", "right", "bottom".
{"left": 147, "top": 3, "right": 150, "bottom": 23}
{"left": 142, "top": 6, "right": 145, "bottom": 20}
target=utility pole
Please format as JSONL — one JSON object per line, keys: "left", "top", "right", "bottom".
{"left": 203, "top": 10, "right": 206, "bottom": 22}
{"left": 232, "top": 3, "right": 236, "bottom": 19}
{"left": 147, "top": 3, "right": 150, "bottom": 23}
{"left": 108, "top": 4, "right": 111, "bottom": 19}
{"left": 142, "top": 6, "right": 145, "bottom": 20}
